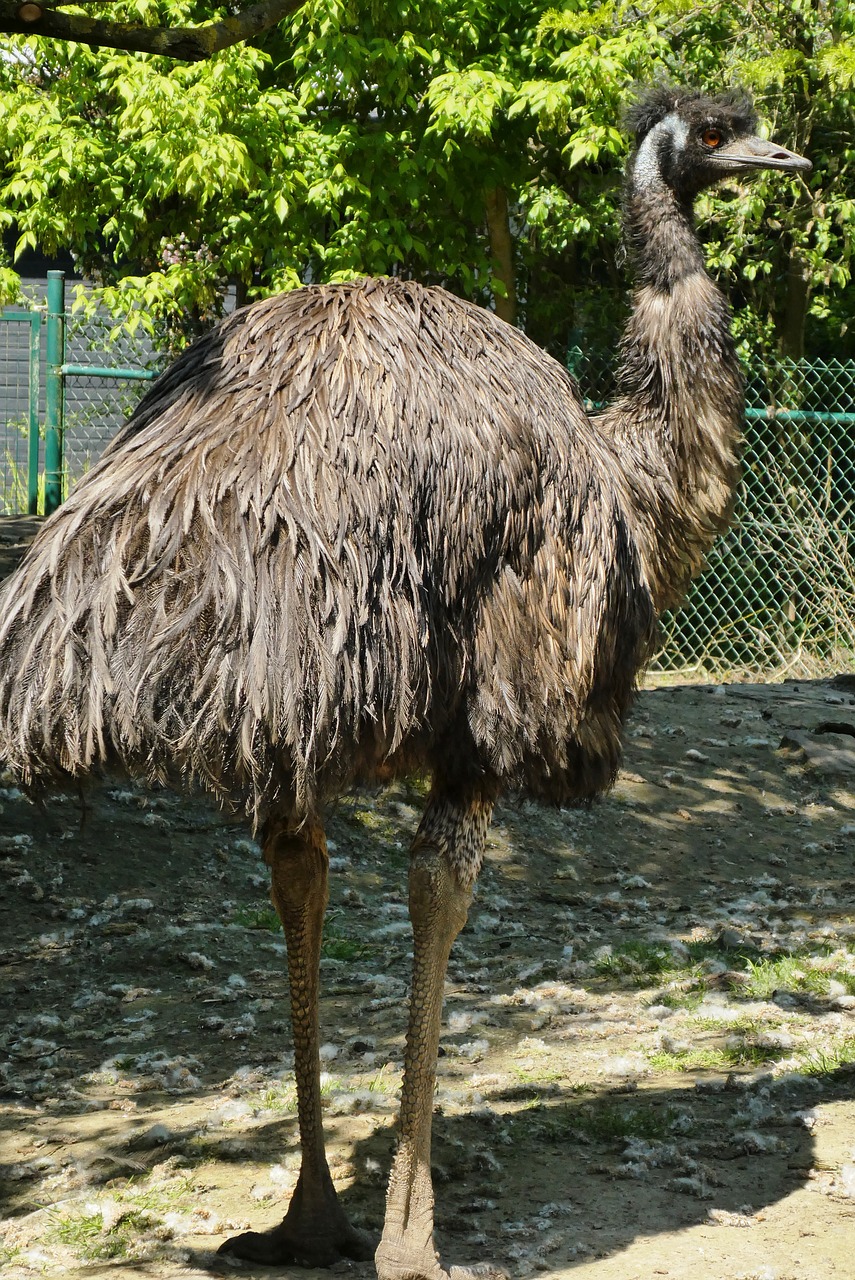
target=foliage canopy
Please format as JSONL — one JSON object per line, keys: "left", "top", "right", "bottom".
{"left": 0, "top": 0, "right": 852, "bottom": 359}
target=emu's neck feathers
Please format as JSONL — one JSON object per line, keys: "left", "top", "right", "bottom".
{"left": 600, "top": 173, "right": 742, "bottom": 614}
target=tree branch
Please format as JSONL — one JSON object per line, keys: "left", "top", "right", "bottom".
{"left": 1, "top": 0, "right": 307, "bottom": 61}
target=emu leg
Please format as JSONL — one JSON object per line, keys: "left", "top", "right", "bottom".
{"left": 376, "top": 789, "right": 506, "bottom": 1280}
{"left": 219, "top": 818, "right": 374, "bottom": 1266}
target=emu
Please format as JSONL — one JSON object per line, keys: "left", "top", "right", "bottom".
{"left": 0, "top": 87, "right": 809, "bottom": 1279}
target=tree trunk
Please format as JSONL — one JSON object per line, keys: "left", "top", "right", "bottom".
{"left": 484, "top": 187, "right": 516, "bottom": 327}
{"left": 780, "top": 254, "right": 809, "bottom": 361}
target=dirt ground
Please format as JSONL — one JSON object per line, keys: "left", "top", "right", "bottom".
{"left": 1, "top": 664, "right": 854, "bottom": 1280}
{"left": 0, "top": 491, "right": 853, "bottom": 1280}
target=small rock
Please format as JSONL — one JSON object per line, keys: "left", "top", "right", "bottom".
{"left": 647, "top": 1004, "right": 675, "bottom": 1021}
{"left": 773, "top": 992, "right": 799, "bottom": 1009}
{"left": 717, "top": 928, "right": 749, "bottom": 951}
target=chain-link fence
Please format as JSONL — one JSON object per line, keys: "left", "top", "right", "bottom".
{"left": 569, "top": 348, "right": 855, "bottom": 675}
{"left": 63, "top": 307, "right": 164, "bottom": 483}
{"left": 0, "top": 309, "right": 40, "bottom": 512}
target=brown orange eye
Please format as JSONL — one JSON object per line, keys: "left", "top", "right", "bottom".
{"left": 702, "top": 128, "right": 723, "bottom": 148}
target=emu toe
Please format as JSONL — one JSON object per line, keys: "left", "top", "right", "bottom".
{"left": 218, "top": 1219, "right": 376, "bottom": 1267}
{"left": 376, "top": 1235, "right": 510, "bottom": 1280}
{"left": 449, "top": 1265, "right": 511, "bottom": 1280}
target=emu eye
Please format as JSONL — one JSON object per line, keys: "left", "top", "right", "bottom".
{"left": 702, "top": 128, "right": 723, "bottom": 148}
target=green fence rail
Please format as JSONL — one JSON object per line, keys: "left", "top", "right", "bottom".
{"left": 1, "top": 286, "right": 853, "bottom": 676}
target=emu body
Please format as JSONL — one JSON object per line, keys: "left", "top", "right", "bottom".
{"left": 0, "top": 87, "right": 809, "bottom": 1279}
{"left": 0, "top": 280, "right": 650, "bottom": 822}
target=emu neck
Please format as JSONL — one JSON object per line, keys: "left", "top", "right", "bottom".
{"left": 602, "top": 176, "right": 743, "bottom": 614}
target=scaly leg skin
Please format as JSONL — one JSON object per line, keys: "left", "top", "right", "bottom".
{"left": 375, "top": 786, "right": 508, "bottom": 1280}
{"left": 219, "top": 817, "right": 374, "bottom": 1266}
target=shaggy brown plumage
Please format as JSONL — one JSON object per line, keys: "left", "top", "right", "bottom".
{"left": 0, "top": 88, "right": 811, "bottom": 1280}
{"left": 0, "top": 279, "right": 653, "bottom": 822}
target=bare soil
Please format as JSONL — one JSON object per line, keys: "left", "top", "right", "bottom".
{"left": 1, "top": 670, "right": 854, "bottom": 1280}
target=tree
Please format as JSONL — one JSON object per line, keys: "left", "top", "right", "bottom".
{"left": 0, "top": 1, "right": 852, "bottom": 360}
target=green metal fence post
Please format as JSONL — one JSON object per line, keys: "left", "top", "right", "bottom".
{"left": 44, "top": 269, "right": 65, "bottom": 514}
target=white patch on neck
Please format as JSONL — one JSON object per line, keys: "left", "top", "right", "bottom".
{"left": 632, "top": 112, "right": 689, "bottom": 191}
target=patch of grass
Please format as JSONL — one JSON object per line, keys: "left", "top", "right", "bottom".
{"left": 592, "top": 942, "right": 676, "bottom": 985}
{"left": 799, "top": 1036, "right": 855, "bottom": 1076}
{"left": 341, "top": 805, "right": 397, "bottom": 836}
{"left": 250, "top": 1078, "right": 298, "bottom": 1114}
{"left": 323, "top": 934, "right": 367, "bottom": 961}
{"left": 690, "top": 1015, "right": 766, "bottom": 1036}
{"left": 52, "top": 1211, "right": 120, "bottom": 1260}
{"left": 112, "top": 1054, "right": 140, "bottom": 1071}
{"left": 650, "top": 986, "right": 706, "bottom": 1012}
{"left": 571, "top": 1102, "right": 677, "bottom": 1142}
{"left": 512, "top": 1066, "right": 566, "bottom": 1086}
{"left": 246, "top": 1070, "right": 339, "bottom": 1115}
{"left": 50, "top": 1171, "right": 195, "bottom": 1261}
{"left": 648, "top": 1035, "right": 780, "bottom": 1074}
{"left": 741, "top": 955, "right": 831, "bottom": 999}
{"left": 383, "top": 774, "right": 430, "bottom": 805}
{"left": 367, "top": 1064, "right": 401, "bottom": 1094}
{"left": 681, "top": 938, "right": 761, "bottom": 965}
{"left": 122, "top": 1173, "right": 194, "bottom": 1213}
{"left": 747, "top": 948, "right": 855, "bottom": 999}
{"left": 593, "top": 939, "right": 855, "bottom": 1007}
{"left": 51, "top": 1209, "right": 151, "bottom": 1261}
{"left": 181, "top": 1135, "right": 228, "bottom": 1162}
{"left": 231, "top": 904, "right": 372, "bottom": 960}
{"left": 233, "top": 905, "right": 281, "bottom": 932}
{"left": 323, "top": 908, "right": 372, "bottom": 961}
{"left": 592, "top": 938, "right": 759, "bottom": 990}
{"left": 648, "top": 1047, "right": 733, "bottom": 1073}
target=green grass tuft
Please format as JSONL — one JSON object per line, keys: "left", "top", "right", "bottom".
{"left": 233, "top": 905, "right": 281, "bottom": 932}
{"left": 571, "top": 1101, "right": 680, "bottom": 1142}
{"left": 799, "top": 1036, "right": 855, "bottom": 1076}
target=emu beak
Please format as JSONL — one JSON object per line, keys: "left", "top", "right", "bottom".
{"left": 715, "top": 135, "right": 812, "bottom": 174}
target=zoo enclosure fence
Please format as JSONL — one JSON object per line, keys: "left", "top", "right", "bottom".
{"left": 0, "top": 270, "right": 159, "bottom": 516}
{"left": 1, "top": 273, "right": 854, "bottom": 677}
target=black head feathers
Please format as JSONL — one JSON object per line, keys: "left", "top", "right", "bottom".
{"left": 625, "top": 84, "right": 759, "bottom": 147}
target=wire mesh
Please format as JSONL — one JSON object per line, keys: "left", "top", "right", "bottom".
{"left": 63, "top": 310, "right": 165, "bottom": 485}
{"left": 0, "top": 314, "right": 39, "bottom": 513}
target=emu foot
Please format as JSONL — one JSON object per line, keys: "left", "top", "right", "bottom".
{"left": 376, "top": 1240, "right": 509, "bottom": 1280}
{"left": 219, "top": 1216, "right": 376, "bottom": 1267}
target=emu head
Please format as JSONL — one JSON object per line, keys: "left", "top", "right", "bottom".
{"left": 626, "top": 86, "right": 812, "bottom": 199}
